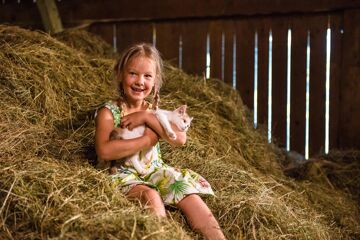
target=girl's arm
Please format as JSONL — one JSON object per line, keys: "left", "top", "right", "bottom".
{"left": 120, "top": 111, "right": 187, "bottom": 146}
{"left": 95, "top": 108, "right": 159, "bottom": 161}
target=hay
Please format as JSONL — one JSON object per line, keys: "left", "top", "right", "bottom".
{"left": 284, "top": 150, "right": 360, "bottom": 206}
{"left": 0, "top": 24, "right": 359, "bottom": 240}
{"left": 53, "top": 29, "right": 117, "bottom": 58}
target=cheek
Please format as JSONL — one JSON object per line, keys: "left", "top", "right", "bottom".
{"left": 122, "top": 77, "right": 134, "bottom": 89}
{"left": 147, "top": 81, "right": 155, "bottom": 90}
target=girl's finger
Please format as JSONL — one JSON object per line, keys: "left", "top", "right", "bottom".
{"left": 120, "top": 119, "right": 128, "bottom": 128}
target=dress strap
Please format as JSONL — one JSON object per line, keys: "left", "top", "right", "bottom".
{"left": 95, "top": 101, "right": 122, "bottom": 128}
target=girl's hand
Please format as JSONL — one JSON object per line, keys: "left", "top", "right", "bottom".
{"left": 120, "top": 111, "right": 149, "bottom": 130}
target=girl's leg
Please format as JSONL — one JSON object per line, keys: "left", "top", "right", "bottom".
{"left": 127, "top": 184, "right": 166, "bottom": 217}
{"left": 177, "top": 194, "right": 225, "bottom": 240}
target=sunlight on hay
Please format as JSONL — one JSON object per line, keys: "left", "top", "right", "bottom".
{"left": 0, "top": 25, "right": 359, "bottom": 240}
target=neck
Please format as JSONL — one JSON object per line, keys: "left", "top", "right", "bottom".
{"left": 120, "top": 98, "right": 147, "bottom": 112}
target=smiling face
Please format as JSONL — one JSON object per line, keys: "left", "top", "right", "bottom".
{"left": 122, "top": 56, "right": 156, "bottom": 105}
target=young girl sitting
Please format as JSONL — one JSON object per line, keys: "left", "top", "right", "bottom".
{"left": 95, "top": 43, "right": 225, "bottom": 239}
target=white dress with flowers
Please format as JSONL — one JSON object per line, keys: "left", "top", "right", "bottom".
{"left": 100, "top": 101, "right": 214, "bottom": 206}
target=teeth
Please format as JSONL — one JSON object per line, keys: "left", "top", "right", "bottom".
{"left": 131, "top": 87, "right": 144, "bottom": 92}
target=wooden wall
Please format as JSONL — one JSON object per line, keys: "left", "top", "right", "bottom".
{"left": 1, "top": 0, "right": 360, "bottom": 157}
{"left": 340, "top": 9, "right": 360, "bottom": 149}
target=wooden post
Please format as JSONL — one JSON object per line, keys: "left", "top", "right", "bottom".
{"left": 36, "top": 0, "right": 63, "bottom": 34}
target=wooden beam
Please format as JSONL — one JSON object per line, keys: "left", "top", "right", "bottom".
{"left": 36, "top": 0, "right": 63, "bottom": 33}
{"left": 1, "top": 0, "right": 360, "bottom": 29}
{"left": 57, "top": 0, "right": 360, "bottom": 26}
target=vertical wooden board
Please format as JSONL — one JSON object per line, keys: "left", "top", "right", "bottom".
{"left": 340, "top": 9, "right": 360, "bottom": 149}
{"left": 223, "top": 20, "right": 236, "bottom": 86}
{"left": 309, "top": 15, "right": 327, "bottom": 156}
{"left": 329, "top": 14, "right": 342, "bottom": 150}
{"left": 181, "top": 21, "right": 208, "bottom": 76}
{"left": 271, "top": 17, "right": 288, "bottom": 148}
{"left": 156, "top": 22, "right": 181, "bottom": 67}
{"left": 0, "top": 0, "right": 43, "bottom": 29}
{"left": 256, "top": 18, "right": 270, "bottom": 126}
{"left": 209, "top": 21, "right": 223, "bottom": 80}
{"left": 116, "top": 22, "right": 153, "bottom": 54}
{"left": 88, "top": 23, "right": 116, "bottom": 51}
{"left": 289, "top": 17, "right": 307, "bottom": 155}
{"left": 236, "top": 19, "right": 255, "bottom": 110}
{"left": 342, "top": 9, "right": 360, "bottom": 149}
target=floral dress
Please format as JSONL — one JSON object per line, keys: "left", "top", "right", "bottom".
{"left": 97, "top": 101, "right": 214, "bottom": 206}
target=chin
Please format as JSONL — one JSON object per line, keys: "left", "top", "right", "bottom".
{"left": 125, "top": 90, "right": 147, "bottom": 99}
{"left": 133, "top": 94, "right": 151, "bottom": 101}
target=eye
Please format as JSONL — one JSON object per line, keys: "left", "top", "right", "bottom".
{"left": 145, "top": 74, "right": 153, "bottom": 79}
{"left": 183, "top": 120, "right": 186, "bottom": 123}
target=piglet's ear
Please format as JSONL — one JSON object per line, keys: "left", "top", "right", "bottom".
{"left": 176, "top": 105, "right": 187, "bottom": 115}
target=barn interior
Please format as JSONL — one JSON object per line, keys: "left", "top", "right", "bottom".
{"left": 0, "top": 0, "right": 360, "bottom": 239}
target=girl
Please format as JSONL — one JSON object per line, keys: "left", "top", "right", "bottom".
{"left": 95, "top": 43, "right": 225, "bottom": 239}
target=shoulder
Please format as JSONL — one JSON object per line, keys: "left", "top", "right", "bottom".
{"left": 103, "top": 100, "right": 121, "bottom": 112}
{"left": 95, "top": 99, "right": 121, "bottom": 125}
{"left": 95, "top": 107, "right": 114, "bottom": 124}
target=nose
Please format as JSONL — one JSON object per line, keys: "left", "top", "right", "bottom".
{"left": 135, "top": 75, "right": 145, "bottom": 85}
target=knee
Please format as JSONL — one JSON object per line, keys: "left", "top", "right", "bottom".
{"left": 142, "top": 188, "right": 162, "bottom": 204}
{"left": 127, "top": 185, "right": 166, "bottom": 217}
{"left": 142, "top": 188, "right": 166, "bottom": 217}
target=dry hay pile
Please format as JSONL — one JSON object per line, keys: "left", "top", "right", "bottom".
{"left": 53, "top": 29, "right": 117, "bottom": 58}
{"left": 0, "top": 25, "right": 359, "bottom": 240}
{"left": 283, "top": 150, "right": 360, "bottom": 207}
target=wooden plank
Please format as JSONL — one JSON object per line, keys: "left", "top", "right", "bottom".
{"left": 289, "top": 16, "right": 308, "bottom": 155}
{"left": 89, "top": 22, "right": 153, "bottom": 54}
{"left": 223, "top": 20, "right": 236, "bottom": 86}
{"left": 180, "top": 21, "right": 208, "bottom": 76}
{"left": 339, "top": 9, "right": 360, "bottom": 149}
{"left": 0, "top": 0, "right": 43, "bottom": 29}
{"left": 54, "top": 0, "right": 360, "bottom": 29}
{"left": 36, "top": 0, "right": 63, "bottom": 33}
{"left": 155, "top": 22, "right": 181, "bottom": 67}
{"left": 309, "top": 15, "right": 327, "bottom": 156}
{"left": 256, "top": 19, "right": 270, "bottom": 126}
{"left": 115, "top": 22, "right": 153, "bottom": 54}
{"left": 209, "top": 21, "right": 223, "bottom": 80}
{"left": 329, "top": 14, "right": 342, "bottom": 151}
{"left": 88, "top": 23, "right": 115, "bottom": 50}
{"left": 236, "top": 19, "right": 255, "bottom": 110}
{"left": 271, "top": 17, "right": 288, "bottom": 148}
{"left": 3, "top": 0, "right": 360, "bottom": 28}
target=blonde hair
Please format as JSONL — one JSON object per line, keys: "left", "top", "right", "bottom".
{"left": 114, "top": 43, "right": 163, "bottom": 109}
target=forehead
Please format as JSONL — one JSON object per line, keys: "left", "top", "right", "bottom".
{"left": 126, "top": 56, "right": 156, "bottom": 72}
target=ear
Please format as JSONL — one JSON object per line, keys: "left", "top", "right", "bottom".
{"left": 176, "top": 105, "right": 187, "bottom": 115}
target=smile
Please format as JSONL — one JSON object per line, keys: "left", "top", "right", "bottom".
{"left": 131, "top": 86, "right": 145, "bottom": 92}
